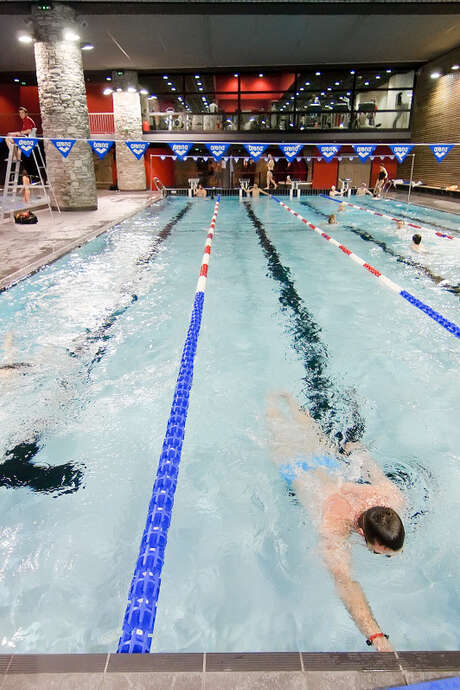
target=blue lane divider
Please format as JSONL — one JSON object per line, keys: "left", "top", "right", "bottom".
{"left": 320, "top": 193, "right": 341, "bottom": 203}
{"left": 400, "top": 290, "right": 460, "bottom": 338}
{"left": 117, "top": 291, "right": 205, "bottom": 653}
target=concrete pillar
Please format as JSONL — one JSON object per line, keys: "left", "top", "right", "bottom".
{"left": 32, "top": 3, "right": 97, "bottom": 210}
{"left": 112, "top": 72, "right": 146, "bottom": 191}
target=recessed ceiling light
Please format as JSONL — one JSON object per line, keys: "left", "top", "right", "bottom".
{"left": 163, "top": 75, "right": 168, "bottom": 79}
{"left": 199, "top": 87, "right": 203, "bottom": 91}
{"left": 259, "top": 73, "right": 264, "bottom": 77}
{"left": 234, "top": 73, "right": 238, "bottom": 77}
{"left": 335, "top": 81, "right": 340, "bottom": 86}
{"left": 105, "top": 76, "right": 112, "bottom": 81}
{"left": 140, "top": 88, "right": 148, "bottom": 95}
{"left": 327, "top": 87, "right": 332, "bottom": 91}
{"left": 14, "top": 77, "right": 20, "bottom": 82}
{"left": 305, "top": 81, "right": 310, "bottom": 86}
{"left": 127, "top": 86, "right": 137, "bottom": 93}
{"left": 376, "top": 75, "right": 381, "bottom": 79}
{"left": 430, "top": 71, "right": 441, "bottom": 79}
{"left": 81, "top": 43, "right": 94, "bottom": 51}
{"left": 315, "top": 71, "right": 321, "bottom": 76}
{"left": 195, "top": 74, "right": 200, "bottom": 79}
{"left": 451, "top": 64, "right": 459, "bottom": 70}
{"left": 350, "top": 70, "right": 355, "bottom": 74}
{"left": 171, "top": 87, "right": 176, "bottom": 91}
{"left": 103, "top": 88, "right": 113, "bottom": 95}
{"left": 386, "top": 69, "right": 391, "bottom": 73}
{"left": 300, "top": 87, "right": 304, "bottom": 91}
{"left": 364, "top": 81, "right": 369, "bottom": 86}
{"left": 167, "top": 82, "right": 172, "bottom": 86}
{"left": 116, "top": 87, "right": 122, "bottom": 92}
{"left": 18, "top": 33, "right": 33, "bottom": 43}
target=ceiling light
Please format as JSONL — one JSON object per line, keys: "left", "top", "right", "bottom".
{"left": 167, "top": 81, "right": 172, "bottom": 86}
{"left": 81, "top": 43, "right": 94, "bottom": 51}
{"left": 376, "top": 75, "right": 381, "bottom": 79}
{"left": 63, "top": 29, "right": 80, "bottom": 41}
{"left": 364, "top": 81, "right": 369, "bottom": 86}
{"left": 335, "top": 81, "right": 340, "bottom": 86}
{"left": 105, "top": 76, "right": 112, "bottom": 81}
{"left": 163, "top": 75, "right": 168, "bottom": 80}
{"left": 305, "top": 81, "right": 310, "bottom": 86}
{"left": 234, "top": 73, "right": 238, "bottom": 77}
{"left": 327, "top": 87, "right": 332, "bottom": 91}
{"left": 199, "top": 87, "right": 203, "bottom": 91}
{"left": 386, "top": 69, "right": 391, "bottom": 73}
{"left": 195, "top": 74, "right": 200, "bottom": 79}
{"left": 127, "top": 86, "right": 137, "bottom": 93}
{"left": 346, "top": 91, "right": 351, "bottom": 95}
{"left": 321, "top": 91, "right": 325, "bottom": 95}
{"left": 300, "top": 87, "right": 304, "bottom": 91}
{"left": 140, "top": 88, "right": 148, "bottom": 95}
{"left": 197, "top": 81, "right": 202, "bottom": 86}
{"left": 14, "top": 77, "right": 20, "bottom": 82}
{"left": 451, "top": 64, "right": 459, "bottom": 70}
{"left": 350, "top": 70, "right": 355, "bottom": 74}
{"left": 171, "top": 87, "right": 176, "bottom": 91}
{"left": 103, "top": 87, "right": 113, "bottom": 95}
{"left": 18, "top": 33, "right": 33, "bottom": 43}
{"left": 430, "top": 71, "right": 441, "bottom": 79}
{"left": 315, "top": 71, "right": 321, "bottom": 76}
{"left": 116, "top": 87, "right": 122, "bottom": 92}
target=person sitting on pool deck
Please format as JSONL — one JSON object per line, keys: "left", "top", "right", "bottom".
{"left": 266, "top": 392, "right": 406, "bottom": 652}
{"left": 244, "top": 182, "right": 270, "bottom": 198}
{"left": 195, "top": 184, "right": 207, "bottom": 198}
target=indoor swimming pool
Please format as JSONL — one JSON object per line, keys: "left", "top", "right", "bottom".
{"left": 0, "top": 195, "right": 459, "bottom": 654}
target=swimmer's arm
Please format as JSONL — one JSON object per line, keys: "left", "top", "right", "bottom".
{"left": 343, "top": 442, "right": 405, "bottom": 506}
{"left": 320, "top": 534, "right": 394, "bottom": 651}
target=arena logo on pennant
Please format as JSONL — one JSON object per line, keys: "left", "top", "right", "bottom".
{"left": 169, "top": 143, "right": 192, "bottom": 160}
{"left": 244, "top": 144, "right": 268, "bottom": 161}
{"left": 89, "top": 140, "right": 114, "bottom": 159}
{"left": 317, "top": 145, "right": 341, "bottom": 162}
{"left": 126, "top": 141, "right": 149, "bottom": 160}
{"left": 280, "top": 144, "right": 303, "bottom": 162}
{"left": 13, "top": 137, "right": 38, "bottom": 157}
{"left": 352, "top": 145, "right": 376, "bottom": 162}
{"left": 389, "top": 144, "right": 413, "bottom": 163}
{"left": 206, "top": 143, "right": 229, "bottom": 161}
{"left": 430, "top": 144, "right": 453, "bottom": 163}
{"left": 51, "top": 138, "right": 76, "bottom": 159}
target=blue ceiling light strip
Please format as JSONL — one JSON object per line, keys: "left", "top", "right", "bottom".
{"left": 117, "top": 197, "right": 221, "bottom": 654}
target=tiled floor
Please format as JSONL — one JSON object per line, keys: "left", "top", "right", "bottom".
{"left": 387, "top": 190, "right": 460, "bottom": 215}
{"left": 0, "top": 190, "right": 160, "bottom": 290}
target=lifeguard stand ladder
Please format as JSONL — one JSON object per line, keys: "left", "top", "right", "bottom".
{"left": 1, "top": 134, "right": 60, "bottom": 224}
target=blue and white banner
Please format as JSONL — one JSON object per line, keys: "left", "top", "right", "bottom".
{"left": 352, "top": 144, "right": 376, "bottom": 162}
{"left": 244, "top": 144, "right": 267, "bottom": 161}
{"left": 430, "top": 144, "right": 453, "bottom": 163}
{"left": 279, "top": 144, "right": 303, "bottom": 162}
{"left": 13, "top": 137, "right": 38, "bottom": 158}
{"left": 89, "top": 140, "right": 114, "bottom": 159}
{"left": 317, "top": 145, "right": 341, "bottom": 162}
{"left": 50, "top": 138, "right": 76, "bottom": 159}
{"left": 206, "top": 143, "right": 229, "bottom": 161}
{"left": 389, "top": 144, "right": 413, "bottom": 164}
{"left": 169, "top": 143, "right": 192, "bottom": 160}
{"left": 126, "top": 141, "right": 149, "bottom": 160}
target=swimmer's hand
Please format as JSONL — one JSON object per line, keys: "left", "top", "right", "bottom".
{"left": 372, "top": 635, "right": 395, "bottom": 653}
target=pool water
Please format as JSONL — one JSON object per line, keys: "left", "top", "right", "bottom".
{"left": 0, "top": 195, "right": 459, "bottom": 653}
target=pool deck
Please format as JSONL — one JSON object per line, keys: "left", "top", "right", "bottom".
{"left": 386, "top": 190, "right": 460, "bottom": 216}
{"left": 0, "top": 190, "right": 161, "bottom": 291}
{"left": 0, "top": 652, "right": 459, "bottom": 689}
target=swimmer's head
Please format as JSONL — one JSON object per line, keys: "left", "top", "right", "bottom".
{"left": 412, "top": 233, "right": 422, "bottom": 245}
{"left": 358, "top": 506, "right": 405, "bottom": 555}
{"left": 328, "top": 214, "right": 337, "bottom": 224}
{"left": 253, "top": 182, "right": 258, "bottom": 188}
{"left": 397, "top": 220, "right": 405, "bottom": 229}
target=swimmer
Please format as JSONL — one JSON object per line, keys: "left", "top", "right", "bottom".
{"left": 329, "top": 185, "right": 341, "bottom": 198}
{"left": 356, "top": 183, "right": 373, "bottom": 197}
{"left": 245, "top": 182, "right": 270, "bottom": 199}
{"left": 338, "top": 202, "right": 346, "bottom": 212}
{"left": 396, "top": 220, "right": 405, "bottom": 230}
{"left": 267, "top": 392, "right": 406, "bottom": 652}
{"left": 410, "top": 233, "right": 425, "bottom": 253}
{"left": 328, "top": 214, "right": 337, "bottom": 225}
{"left": 195, "top": 184, "right": 207, "bottom": 198}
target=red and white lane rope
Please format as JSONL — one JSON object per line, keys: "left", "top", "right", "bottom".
{"left": 271, "top": 196, "right": 459, "bottom": 339}
{"left": 322, "top": 195, "right": 456, "bottom": 240}
{"left": 196, "top": 199, "right": 219, "bottom": 293}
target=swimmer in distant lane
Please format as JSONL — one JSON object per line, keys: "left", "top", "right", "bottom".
{"left": 195, "top": 184, "right": 207, "bottom": 198}
{"left": 245, "top": 182, "right": 270, "bottom": 199}
{"left": 410, "top": 234, "right": 425, "bottom": 253}
{"left": 338, "top": 202, "right": 346, "bottom": 212}
{"left": 266, "top": 392, "right": 406, "bottom": 652}
{"left": 328, "top": 214, "right": 337, "bottom": 225}
{"left": 397, "top": 220, "right": 405, "bottom": 230}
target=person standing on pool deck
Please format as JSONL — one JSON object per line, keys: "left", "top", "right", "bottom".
{"left": 266, "top": 392, "right": 406, "bottom": 652}
{"left": 374, "top": 165, "right": 388, "bottom": 197}
{"left": 265, "top": 153, "right": 278, "bottom": 191}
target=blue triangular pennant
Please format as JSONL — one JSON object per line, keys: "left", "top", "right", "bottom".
{"left": 13, "top": 137, "right": 38, "bottom": 158}
{"left": 50, "top": 138, "right": 76, "bottom": 159}
{"left": 126, "top": 141, "right": 149, "bottom": 160}
{"left": 317, "top": 145, "right": 341, "bottom": 162}
{"left": 244, "top": 144, "right": 268, "bottom": 161}
{"left": 169, "top": 143, "right": 192, "bottom": 160}
{"left": 430, "top": 144, "right": 453, "bottom": 163}
{"left": 352, "top": 145, "right": 376, "bottom": 162}
{"left": 389, "top": 144, "right": 414, "bottom": 164}
{"left": 89, "top": 140, "right": 114, "bottom": 159}
{"left": 279, "top": 144, "right": 303, "bottom": 162}
{"left": 206, "top": 143, "right": 229, "bottom": 162}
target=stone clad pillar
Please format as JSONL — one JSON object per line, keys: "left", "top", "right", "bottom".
{"left": 112, "top": 71, "right": 146, "bottom": 191}
{"left": 32, "top": 3, "right": 97, "bottom": 210}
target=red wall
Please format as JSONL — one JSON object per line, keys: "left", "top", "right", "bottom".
{"left": 86, "top": 83, "right": 113, "bottom": 112}
{"left": 0, "top": 85, "right": 19, "bottom": 134}
{"left": 145, "top": 148, "right": 174, "bottom": 188}
{"left": 312, "top": 158, "right": 339, "bottom": 190}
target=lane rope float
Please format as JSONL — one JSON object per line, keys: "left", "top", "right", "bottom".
{"left": 321, "top": 195, "right": 456, "bottom": 240}
{"left": 271, "top": 197, "right": 460, "bottom": 339}
{"left": 117, "top": 196, "right": 221, "bottom": 653}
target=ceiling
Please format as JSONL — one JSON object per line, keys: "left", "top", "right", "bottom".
{"left": 1, "top": 5, "right": 460, "bottom": 74}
